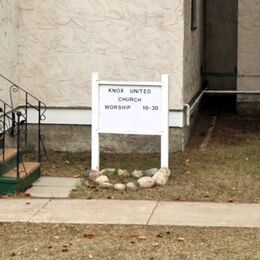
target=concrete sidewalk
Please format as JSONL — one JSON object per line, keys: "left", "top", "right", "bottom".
{"left": 0, "top": 199, "right": 259, "bottom": 228}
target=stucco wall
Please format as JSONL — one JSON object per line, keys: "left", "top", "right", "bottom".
{"left": 0, "top": 0, "right": 18, "bottom": 102}
{"left": 183, "top": 0, "right": 204, "bottom": 104}
{"left": 237, "top": 0, "right": 260, "bottom": 110}
{"left": 17, "top": 0, "right": 185, "bottom": 109}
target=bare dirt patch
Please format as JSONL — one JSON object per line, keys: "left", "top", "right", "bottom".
{"left": 0, "top": 223, "right": 259, "bottom": 260}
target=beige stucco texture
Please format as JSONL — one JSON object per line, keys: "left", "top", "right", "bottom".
{"left": 1, "top": 0, "right": 206, "bottom": 110}
{"left": 0, "top": 0, "right": 18, "bottom": 101}
{"left": 17, "top": 0, "right": 185, "bottom": 109}
{"left": 238, "top": 0, "right": 260, "bottom": 103}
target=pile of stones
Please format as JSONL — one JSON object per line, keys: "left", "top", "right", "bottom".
{"left": 84, "top": 167, "right": 171, "bottom": 192}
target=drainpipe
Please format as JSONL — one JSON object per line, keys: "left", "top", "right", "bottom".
{"left": 184, "top": 90, "right": 205, "bottom": 126}
{"left": 184, "top": 104, "right": 190, "bottom": 126}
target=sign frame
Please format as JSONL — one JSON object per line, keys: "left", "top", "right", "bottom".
{"left": 91, "top": 73, "right": 169, "bottom": 170}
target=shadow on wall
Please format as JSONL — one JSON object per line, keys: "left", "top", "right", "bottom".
{"left": 201, "top": 95, "right": 237, "bottom": 113}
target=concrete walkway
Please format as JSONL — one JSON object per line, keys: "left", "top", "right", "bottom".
{"left": 0, "top": 199, "right": 260, "bottom": 228}
{"left": 26, "top": 177, "right": 80, "bottom": 198}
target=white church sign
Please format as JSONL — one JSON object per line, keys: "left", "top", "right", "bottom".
{"left": 91, "top": 73, "right": 169, "bottom": 170}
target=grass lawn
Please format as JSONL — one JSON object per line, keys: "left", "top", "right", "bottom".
{"left": 40, "top": 113, "right": 260, "bottom": 203}
{"left": 0, "top": 223, "right": 259, "bottom": 260}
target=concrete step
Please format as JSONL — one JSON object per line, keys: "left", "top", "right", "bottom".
{"left": 3, "top": 162, "right": 40, "bottom": 179}
{"left": 0, "top": 148, "right": 23, "bottom": 176}
{"left": 0, "top": 162, "right": 41, "bottom": 195}
{"left": 0, "top": 148, "right": 17, "bottom": 163}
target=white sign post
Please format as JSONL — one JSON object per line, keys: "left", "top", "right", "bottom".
{"left": 91, "top": 73, "right": 169, "bottom": 170}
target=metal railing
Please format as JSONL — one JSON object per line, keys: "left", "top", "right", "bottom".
{"left": 0, "top": 74, "right": 47, "bottom": 163}
{"left": 0, "top": 99, "right": 15, "bottom": 163}
{"left": 0, "top": 99, "right": 27, "bottom": 180}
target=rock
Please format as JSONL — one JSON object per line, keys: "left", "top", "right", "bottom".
{"left": 126, "top": 182, "right": 137, "bottom": 191}
{"left": 158, "top": 167, "right": 171, "bottom": 177}
{"left": 152, "top": 174, "right": 168, "bottom": 186}
{"left": 114, "top": 183, "right": 126, "bottom": 191}
{"left": 131, "top": 170, "right": 143, "bottom": 178}
{"left": 99, "top": 182, "right": 114, "bottom": 189}
{"left": 95, "top": 175, "right": 109, "bottom": 184}
{"left": 100, "top": 168, "right": 116, "bottom": 177}
{"left": 152, "top": 168, "right": 171, "bottom": 186}
{"left": 145, "top": 168, "right": 158, "bottom": 177}
{"left": 82, "top": 170, "right": 92, "bottom": 179}
{"left": 117, "top": 169, "right": 129, "bottom": 178}
{"left": 88, "top": 170, "right": 102, "bottom": 181}
{"left": 137, "top": 177, "right": 155, "bottom": 188}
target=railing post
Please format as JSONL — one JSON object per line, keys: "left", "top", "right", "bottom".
{"left": 25, "top": 93, "right": 28, "bottom": 146}
{"left": 38, "top": 101, "right": 41, "bottom": 162}
{"left": 16, "top": 112, "right": 21, "bottom": 180}
{"left": 10, "top": 111, "right": 15, "bottom": 137}
{"left": 3, "top": 104, "right": 6, "bottom": 162}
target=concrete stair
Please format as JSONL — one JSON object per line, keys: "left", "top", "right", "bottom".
{"left": 0, "top": 78, "right": 44, "bottom": 196}
{"left": 0, "top": 146, "right": 41, "bottom": 195}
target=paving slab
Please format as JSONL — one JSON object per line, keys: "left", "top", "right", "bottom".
{"left": 149, "top": 202, "right": 260, "bottom": 228}
{"left": 29, "top": 200, "right": 157, "bottom": 225}
{"left": 32, "top": 177, "right": 80, "bottom": 188}
{"left": 0, "top": 199, "right": 49, "bottom": 222}
{"left": 25, "top": 177, "right": 80, "bottom": 198}
{"left": 26, "top": 186, "right": 73, "bottom": 198}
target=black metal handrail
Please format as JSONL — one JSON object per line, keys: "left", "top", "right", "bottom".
{"left": 0, "top": 99, "right": 15, "bottom": 163}
{"left": 0, "top": 74, "right": 47, "bottom": 163}
{"left": 0, "top": 99, "right": 28, "bottom": 180}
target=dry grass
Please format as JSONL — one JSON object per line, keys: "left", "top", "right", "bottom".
{"left": 0, "top": 223, "right": 259, "bottom": 260}
{"left": 40, "top": 113, "right": 260, "bottom": 203}
{"left": 17, "top": 114, "right": 260, "bottom": 202}
{"left": 1, "top": 113, "right": 260, "bottom": 259}
{"left": 69, "top": 141, "right": 260, "bottom": 202}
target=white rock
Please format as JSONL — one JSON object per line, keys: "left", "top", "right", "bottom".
{"left": 118, "top": 169, "right": 129, "bottom": 178}
{"left": 99, "top": 182, "right": 114, "bottom": 189}
{"left": 95, "top": 175, "right": 109, "bottom": 184}
{"left": 158, "top": 167, "right": 171, "bottom": 177}
{"left": 152, "top": 174, "right": 168, "bottom": 186}
{"left": 152, "top": 168, "right": 171, "bottom": 186}
{"left": 131, "top": 170, "right": 143, "bottom": 178}
{"left": 126, "top": 182, "right": 137, "bottom": 190}
{"left": 88, "top": 170, "right": 102, "bottom": 181}
{"left": 100, "top": 168, "right": 116, "bottom": 176}
{"left": 145, "top": 168, "right": 158, "bottom": 177}
{"left": 137, "top": 177, "right": 155, "bottom": 188}
{"left": 114, "top": 183, "right": 126, "bottom": 191}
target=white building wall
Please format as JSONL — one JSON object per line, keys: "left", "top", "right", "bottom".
{"left": 17, "top": 0, "right": 185, "bottom": 109}
{"left": 238, "top": 0, "right": 260, "bottom": 108}
{"left": 0, "top": 0, "right": 18, "bottom": 102}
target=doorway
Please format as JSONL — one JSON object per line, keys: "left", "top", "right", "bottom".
{"left": 203, "top": 0, "right": 238, "bottom": 112}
